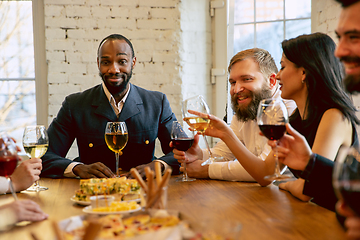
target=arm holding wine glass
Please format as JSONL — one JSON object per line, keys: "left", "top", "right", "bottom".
{"left": 185, "top": 110, "right": 280, "bottom": 186}
{"left": 268, "top": 123, "right": 344, "bottom": 210}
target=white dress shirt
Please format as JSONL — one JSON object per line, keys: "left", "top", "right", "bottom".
{"left": 204, "top": 88, "right": 297, "bottom": 181}
{"left": 0, "top": 177, "right": 9, "bottom": 194}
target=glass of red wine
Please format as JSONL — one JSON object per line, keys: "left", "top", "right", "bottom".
{"left": 333, "top": 146, "right": 360, "bottom": 216}
{"left": 171, "top": 121, "right": 196, "bottom": 182}
{"left": 257, "top": 98, "right": 289, "bottom": 181}
{"left": 0, "top": 134, "right": 20, "bottom": 200}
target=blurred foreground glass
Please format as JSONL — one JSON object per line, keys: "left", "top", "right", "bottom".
{"left": 105, "top": 122, "right": 128, "bottom": 177}
{"left": 23, "top": 125, "right": 48, "bottom": 191}
{"left": 333, "top": 146, "right": 360, "bottom": 216}
{"left": 0, "top": 134, "right": 20, "bottom": 200}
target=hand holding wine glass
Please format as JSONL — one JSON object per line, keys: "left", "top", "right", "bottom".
{"left": 23, "top": 125, "right": 49, "bottom": 191}
{"left": 257, "top": 98, "right": 289, "bottom": 181}
{"left": 105, "top": 122, "right": 128, "bottom": 177}
{"left": 182, "top": 95, "right": 223, "bottom": 166}
{"left": 171, "top": 121, "right": 196, "bottom": 182}
{"left": 0, "top": 134, "right": 21, "bottom": 200}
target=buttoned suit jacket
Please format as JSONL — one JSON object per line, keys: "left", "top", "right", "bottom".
{"left": 41, "top": 83, "right": 180, "bottom": 178}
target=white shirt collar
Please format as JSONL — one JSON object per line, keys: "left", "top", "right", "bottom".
{"left": 102, "top": 82, "right": 131, "bottom": 116}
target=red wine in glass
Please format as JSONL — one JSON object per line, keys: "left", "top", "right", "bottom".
{"left": 171, "top": 121, "right": 196, "bottom": 182}
{"left": 171, "top": 138, "right": 194, "bottom": 151}
{"left": 0, "top": 155, "right": 19, "bottom": 177}
{"left": 259, "top": 125, "right": 286, "bottom": 141}
{"left": 257, "top": 98, "right": 289, "bottom": 181}
{"left": 0, "top": 135, "right": 20, "bottom": 200}
{"left": 339, "top": 181, "right": 360, "bottom": 215}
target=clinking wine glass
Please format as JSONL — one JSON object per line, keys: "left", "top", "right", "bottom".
{"left": 23, "top": 125, "right": 49, "bottom": 191}
{"left": 171, "top": 121, "right": 196, "bottom": 182}
{"left": 257, "top": 98, "right": 289, "bottom": 181}
{"left": 182, "top": 95, "right": 223, "bottom": 166}
{"left": 0, "top": 135, "right": 20, "bottom": 200}
{"left": 105, "top": 122, "right": 128, "bottom": 177}
{"left": 333, "top": 146, "right": 360, "bottom": 216}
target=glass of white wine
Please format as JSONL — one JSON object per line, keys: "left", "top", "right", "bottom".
{"left": 105, "top": 122, "right": 128, "bottom": 177}
{"left": 182, "top": 95, "right": 223, "bottom": 166}
{"left": 23, "top": 125, "right": 49, "bottom": 191}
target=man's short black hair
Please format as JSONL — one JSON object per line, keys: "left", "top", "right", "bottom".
{"left": 97, "top": 34, "right": 135, "bottom": 58}
{"left": 335, "top": 0, "right": 359, "bottom": 7}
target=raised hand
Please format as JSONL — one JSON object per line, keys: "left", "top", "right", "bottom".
{"left": 171, "top": 134, "right": 202, "bottom": 163}
{"left": 11, "top": 158, "right": 42, "bottom": 192}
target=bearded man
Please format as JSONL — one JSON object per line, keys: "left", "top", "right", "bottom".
{"left": 174, "top": 48, "right": 296, "bottom": 181}
{"left": 41, "top": 34, "right": 180, "bottom": 179}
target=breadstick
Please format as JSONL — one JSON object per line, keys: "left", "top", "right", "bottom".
{"left": 82, "top": 220, "right": 102, "bottom": 240}
{"left": 155, "top": 161, "right": 162, "bottom": 185}
{"left": 146, "top": 169, "right": 172, "bottom": 208}
{"left": 130, "top": 168, "right": 148, "bottom": 193}
{"left": 51, "top": 221, "right": 65, "bottom": 240}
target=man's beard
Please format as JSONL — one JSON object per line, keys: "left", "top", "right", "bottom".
{"left": 231, "top": 85, "right": 272, "bottom": 122}
{"left": 99, "top": 70, "right": 132, "bottom": 96}
{"left": 341, "top": 56, "right": 360, "bottom": 94}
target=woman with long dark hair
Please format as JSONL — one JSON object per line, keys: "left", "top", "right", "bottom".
{"left": 276, "top": 32, "right": 359, "bottom": 206}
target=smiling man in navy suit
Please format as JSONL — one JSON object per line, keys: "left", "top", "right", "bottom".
{"left": 41, "top": 34, "right": 180, "bottom": 179}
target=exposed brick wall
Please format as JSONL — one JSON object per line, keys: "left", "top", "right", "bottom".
{"left": 43, "top": 0, "right": 212, "bottom": 158}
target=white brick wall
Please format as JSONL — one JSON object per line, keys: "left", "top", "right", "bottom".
{"left": 44, "top": 0, "right": 212, "bottom": 158}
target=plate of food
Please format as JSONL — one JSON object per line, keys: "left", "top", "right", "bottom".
{"left": 71, "top": 194, "right": 141, "bottom": 206}
{"left": 70, "top": 196, "right": 91, "bottom": 206}
{"left": 59, "top": 209, "right": 191, "bottom": 240}
{"left": 82, "top": 201, "right": 142, "bottom": 215}
{"left": 71, "top": 177, "right": 142, "bottom": 206}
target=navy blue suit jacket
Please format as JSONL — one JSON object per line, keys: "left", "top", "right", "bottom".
{"left": 41, "top": 83, "right": 180, "bottom": 178}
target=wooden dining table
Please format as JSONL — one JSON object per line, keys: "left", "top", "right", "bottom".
{"left": 0, "top": 176, "right": 347, "bottom": 240}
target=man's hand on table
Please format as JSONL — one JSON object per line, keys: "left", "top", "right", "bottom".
{"left": 73, "top": 162, "right": 115, "bottom": 178}
{"left": 181, "top": 160, "right": 210, "bottom": 178}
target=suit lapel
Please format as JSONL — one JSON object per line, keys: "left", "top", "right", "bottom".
{"left": 92, "top": 85, "right": 118, "bottom": 121}
{"left": 119, "top": 84, "right": 142, "bottom": 121}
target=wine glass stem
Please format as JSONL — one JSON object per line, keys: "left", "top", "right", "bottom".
{"left": 203, "top": 134, "right": 213, "bottom": 158}
{"left": 183, "top": 162, "right": 188, "bottom": 180}
{"left": 115, "top": 152, "right": 120, "bottom": 177}
{"left": 274, "top": 141, "right": 281, "bottom": 176}
{"left": 8, "top": 178, "right": 18, "bottom": 201}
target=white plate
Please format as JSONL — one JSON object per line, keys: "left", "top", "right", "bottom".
{"left": 71, "top": 196, "right": 141, "bottom": 206}
{"left": 70, "top": 196, "right": 91, "bottom": 206}
{"left": 82, "top": 205, "right": 141, "bottom": 215}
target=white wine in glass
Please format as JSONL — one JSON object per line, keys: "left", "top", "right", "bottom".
{"left": 105, "top": 122, "right": 128, "bottom": 177}
{"left": 182, "top": 95, "right": 223, "bottom": 166}
{"left": 23, "top": 125, "right": 49, "bottom": 191}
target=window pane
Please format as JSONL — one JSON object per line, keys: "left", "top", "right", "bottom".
{"left": 256, "top": 22, "right": 283, "bottom": 69}
{"left": 285, "top": 0, "right": 311, "bottom": 19}
{"left": 285, "top": 19, "right": 311, "bottom": 39}
{"left": 234, "top": 0, "right": 254, "bottom": 24}
{"left": 233, "top": 24, "right": 255, "bottom": 55}
{"left": 0, "top": 1, "right": 36, "bottom": 142}
{"left": 256, "top": 0, "right": 284, "bottom": 22}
